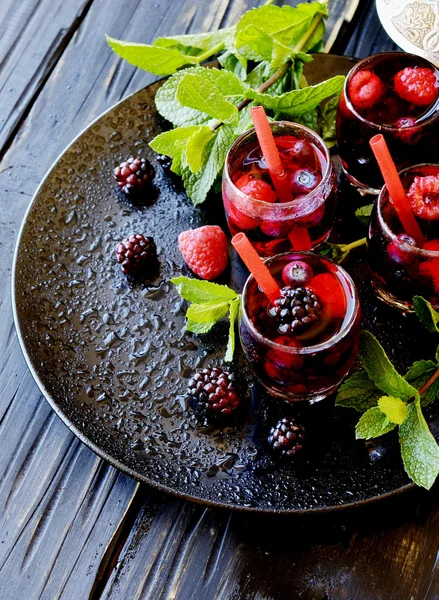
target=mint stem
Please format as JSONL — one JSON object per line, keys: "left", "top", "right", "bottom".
{"left": 197, "top": 41, "right": 226, "bottom": 64}
{"left": 419, "top": 367, "right": 439, "bottom": 396}
{"left": 341, "top": 237, "right": 367, "bottom": 252}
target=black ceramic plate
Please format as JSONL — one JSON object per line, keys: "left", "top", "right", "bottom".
{"left": 12, "top": 54, "right": 439, "bottom": 514}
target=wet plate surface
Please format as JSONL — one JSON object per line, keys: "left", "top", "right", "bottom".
{"left": 12, "top": 55, "right": 439, "bottom": 513}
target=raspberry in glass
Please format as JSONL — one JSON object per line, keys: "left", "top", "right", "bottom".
{"left": 407, "top": 175, "right": 439, "bottom": 220}
{"left": 348, "top": 70, "right": 384, "bottom": 109}
{"left": 394, "top": 67, "right": 439, "bottom": 106}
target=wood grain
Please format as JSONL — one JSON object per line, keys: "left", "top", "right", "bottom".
{"left": 2, "top": 0, "right": 437, "bottom": 599}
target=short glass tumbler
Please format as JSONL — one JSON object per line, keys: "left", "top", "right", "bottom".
{"left": 368, "top": 164, "right": 439, "bottom": 311}
{"left": 222, "top": 122, "right": 337, "bottom": 257}
{"left": 240, "top": 252, "right": 361, "bottom": 403}
{"left": 337, "top": 52, "right": 439, "bottom": 194}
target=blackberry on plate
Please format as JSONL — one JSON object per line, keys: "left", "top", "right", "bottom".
{"left": 268, "top": 417, "right": 305, "bottom": 458}
{"left": 187, "top": 367, "right": 240, "bottom": 422}
{"left": 115, "top": 234, "right": 157, "bottom": 277}
{"left": 268, "top": 286, "right": 322, "bottom": 334}
{"left": 113, "top": 156, "right": 154, "bottom": 198}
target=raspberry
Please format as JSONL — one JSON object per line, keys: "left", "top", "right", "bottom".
{"left": 348, "top": 70, "right": 384, "bottom": 109}
{"left": 268, "top": 286, "right": 322, "bottom": 334}
{"left": 268, "top": 418, "right": 305, "bottom": 458}
{"left": 115, "top": 234, "right": 157, "bottom": 277}
{"left": 236, "top": 176, "right": 277, "bottom": 203}
{"left": 407, "top": 175, "right": 439, "bottom": 220}
{"left": 178, "top": 225, "right": 228, "bottom": 280}
{"left": 187, "top": 367, "right": 240, "bottom": 422}
{"left": 309, "top": 273, "right": 346, "bottom": 319}
{"left": 394, "top": 67, "right": 438, "bottom": 106}
{"left": 282, "top": 260, "right": 314, "bottom": 287}
{"left": 113, "top": 157, "right": 154, "bottom": 198}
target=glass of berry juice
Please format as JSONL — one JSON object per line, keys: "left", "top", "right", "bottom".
{"left": 222, "top": 122, "right": 337, "bottom": 257}
{"left": 368, "top": 164, "right": 439, "bottom": 311}
{"left": 337, "top": 52, "right": 439, "bottom": 194}
{"left": 240, "top": 252, "right": 361, "bottom": 403}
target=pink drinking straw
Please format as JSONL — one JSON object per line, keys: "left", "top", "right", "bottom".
{"left": 369, "top": 134, "right": 424, "bottom": 246}
{"left": 250, "top": 106, "right": 312, "bottom": 250}
{"left": 232, "top": 233, "right": 281, "bottom": 304}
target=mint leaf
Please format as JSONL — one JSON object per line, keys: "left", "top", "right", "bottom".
{"left": 176, "top": 73, "right": 238, "bottom": 123}
{"left": 106, "top": 35, "right": 200, "bottom": 76}
{"left": 246, "top": 61, "right": 291, "bottom": 96}
{"left": 185, "top": 126, "right": 214, "bottom": 173}
{"left": 378, "top": 396, "right": 408, "bottom": 425}
{"left": 186, "top": 301, "right": 230, "bottom": 323}
{"left": 171, "top": 276, "right": 238, "bottom": 303}
{"left": 413, "top": 296, "right": 439, "bottom": 333}
{"left": 181, "top": 122, "right": 237, "bottom": 205}
{"left": 335, "top": 372, "right": 382, "bottom": 412}
{"left": 405, "top": 360, "right": 439, "bottom": 407}
{"left": 155, "top": 67, "right": 215, "bottom": 127}
{"left": 186, "top": 319, "right": 216, "bottom": 334}
{"left": 355, "top": 407, "right": 396, "bottom": 440}
{"left": 245, "top": 76, "right": 345, "bottom": 116}
{"left": 225, "top": 297, "right": 241, "bottom": 362}
{"left": 321, "top": 94, "right": 339, "bottom": 147}
{"left": 293, "top": 109, "right": 319, "bottom": 133}
{"left": 355, "top": 204, "right": 374, "bottom": 226}
{"left": 154, "top": 27, "right": 231, "bottom": 53}
{"left": 218, "top": 50, "right": 247, "bottom": 80}
{"left": 399, "top": 398, "right": 439, "bottom": 489}
{"left": 235, "top": 3, "right": 327, "bottom": 62}
{"left": 360, "top": 331, "right": 418, "bottom": 401}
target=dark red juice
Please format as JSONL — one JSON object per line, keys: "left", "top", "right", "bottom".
{"left": 223, "top": 122, "right": 337, "bottom": 257}
{"left": 240, "top": 252, "right": 360, "bottom": 402}
{"left": 368, "top": 164, "right": 439, "bottom": 311}
{"left": 337, "top": 52, "right": 439, "bottom": 193}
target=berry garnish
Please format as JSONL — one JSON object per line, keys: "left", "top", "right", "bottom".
{"left": 394, "top": 67, "right": 439, "bottom": 107}
{"left": 187, "top": 367, "right": 240, "bottom": 422}
{"left": 178, "top": 225, "right": 229, "bottom": 280}
{"left": 268, "top": 418, "right": 305, "bottom": 458}
{"left": 387, "top": 233, "right": 417, "bottom": 265}
{"left": 260, "top": 219, "right": 292, "bottom": 238}
{"left": 113, "top": 157, "right": 155, "bottom": 198}
{"left": 282, "top": 260, "right": 314, "bottom": 287}
{"left": 424, "top": 240, "right": 439, "bottom": 252}
{"left": 224, "top": 195, "right": 259, "bottom": 231}
{"left": 348, "top": 70, "right": 384, "bottom": 109}
{"left": 418, "top": 259, "right": 439, "bottom": 294}
{"left": 279, "top": 138, "right": 318, "bottom": 170}
{"left": 309, "top": 273, "right": 346, "bottom": 320}
{"left": 407, "top": 175, "right": 439, "bottom": 220}
{"left": 237, "top": 177, "right": 277, "bottom": 203}
{"left": 289, "top": 167, "right": 321, "bottom": 195}
{"left": 268, "top": 286, "right": 322, "bottom": 334}
{"left": 115, "top": 234, "right": 157, "bottom": 277}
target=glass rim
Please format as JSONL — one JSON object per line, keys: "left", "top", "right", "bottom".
{"left": 343, "top": 51, "right": 439, "bottom": 131}
{"left": 224, "top": 120, "right": 332, "bottom": 211}
{"left": 240, "top": 251, "right": 360, "bottom": 355}
{"left": 377, "top": 163, "right": 439, "bottom": 257}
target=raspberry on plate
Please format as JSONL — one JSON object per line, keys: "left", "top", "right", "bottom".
{"left": 407, "top": 175, "right": 439, "bottom": 220}
{"left": 178, "top": 225, "right": 229, "bottom": 280}
{"left": 115, "top": 234, "right": 157, "bottom": 277}
{"left": 394, "top": 67, "right": 439, "bottom": 107}
{"left": 348, "top": 70, "right": 384, "bottom": 109}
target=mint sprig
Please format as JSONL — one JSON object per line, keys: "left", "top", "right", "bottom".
{"left": 336, "top": 302, "right": 439, "bottom": 489}
{"left": 107, "top": 1, "right": 342, "bottom": 205}
{"left": 171, "top": 276, "right": 240, "bottom": 361}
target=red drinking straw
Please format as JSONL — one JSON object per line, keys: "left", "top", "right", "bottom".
{"left": 232, "top": 232, "right": 281, "bottom": 304}
{"left": 369, "top": 134, "right": 424, "bottom": 246}
{"left": 250, "top": 106, "right": 312, "bottom": 251}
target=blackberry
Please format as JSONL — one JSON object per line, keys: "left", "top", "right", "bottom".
{"left": 268, "top": 418, "right": 305, "bottom": 458}
{"left": 268, "top": 286, "right": 322, "bottom": 334}
{"left": 187, "top": 367, "right": 240, "bottom": 422}
{"left": 115, "top": 234, "right": 156, "bottom": 277}
{"left": 113, "top": 156, "right": 154, "bottom": 198}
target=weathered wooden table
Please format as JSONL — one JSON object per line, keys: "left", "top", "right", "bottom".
{"left": 1, "top": 1, "right": 438, "bottom": 598}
